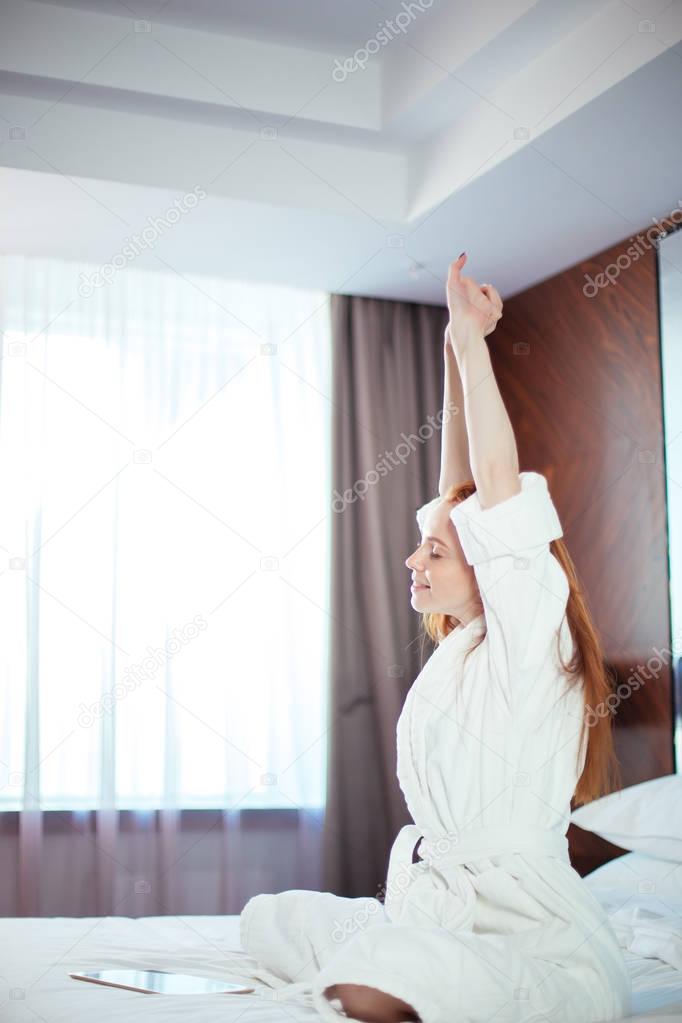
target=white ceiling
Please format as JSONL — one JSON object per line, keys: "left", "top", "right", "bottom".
{"left": 25, "top": 0, "right": 432, "bottom": 53}
{"left": 1, "top": 0, "right": 682, "bottom": 304}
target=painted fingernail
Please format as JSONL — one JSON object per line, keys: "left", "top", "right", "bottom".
{"left": 459, "top": 251, "right": 466, "bottom": 258}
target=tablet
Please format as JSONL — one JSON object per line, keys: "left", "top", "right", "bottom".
{"left": 69, "top": 969, "right": 255, "bottom": 994}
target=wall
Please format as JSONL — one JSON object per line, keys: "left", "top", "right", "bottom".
{"left": 486, "top": 233, "right": 673, "bottom": 873}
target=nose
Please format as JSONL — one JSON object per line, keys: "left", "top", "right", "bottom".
{"left": 405, "top": 548, "right": 421, "bottom": 571}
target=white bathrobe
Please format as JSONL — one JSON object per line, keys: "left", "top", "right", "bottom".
{"left": 240, "top": 471, "right": 632, "bottom": 1023}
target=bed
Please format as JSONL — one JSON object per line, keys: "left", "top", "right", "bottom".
{"left": 4, "top": 776, "right": 682, "bottom": 1021}
{"left": 2, "top": 858, "right": 682, "bottom": 1023}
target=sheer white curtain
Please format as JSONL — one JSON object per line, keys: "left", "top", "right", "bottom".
{"left": 0, "top": 254, "right": 331, "bottom": 916}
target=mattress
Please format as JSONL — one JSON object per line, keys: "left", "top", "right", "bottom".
{"left": 1, "top": 896, "right": 681, "bottom": 1021}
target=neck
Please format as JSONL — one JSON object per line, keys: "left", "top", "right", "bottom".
{"left": 450, "top": 605, "right": 484, "bottom": 629}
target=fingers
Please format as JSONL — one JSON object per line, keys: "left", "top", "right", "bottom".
{"left": 448, "top": 256, "right": 503, "bottom": 331}
{"left": 451, "top": 256, "right": 494, "bottom": 308}
{"left": 448, "top": 252, "right": 467, "bottom": 286}
{"left": 480, "top": 283, "right": 503, "bottom": 314}
{"left": 479, "top": 284, "right": 503, "bottom": 337}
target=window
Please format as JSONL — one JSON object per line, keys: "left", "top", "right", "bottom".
{"left": 0, "top": 255, "right": 331, "bottom": 811}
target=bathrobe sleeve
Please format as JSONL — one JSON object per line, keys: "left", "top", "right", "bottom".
{"left": 417, "top": 471, "right": 570, "bottom": 713}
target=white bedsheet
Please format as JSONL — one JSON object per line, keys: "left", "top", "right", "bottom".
{"left": 584, "top": 890, "right": 682, "bottom": 1019}
{"left": 625, "top": 947, "right": 682, "bottom": 1018}
{"left": 0, "top": 914, "right": 317, "bottom": 1022}
{"left": 1, "top": 901, "right": 681, "bottom": 1022}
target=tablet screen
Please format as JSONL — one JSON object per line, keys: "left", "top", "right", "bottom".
{"left": 70, "top": 969, "right": 254, "bottom": 994}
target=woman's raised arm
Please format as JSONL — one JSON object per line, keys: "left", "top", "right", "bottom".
{"left": 439, "top": 326, "right": 473, "bottom": 497}
{"left": 445, "top": 253, "right": 519, "bottom": 511}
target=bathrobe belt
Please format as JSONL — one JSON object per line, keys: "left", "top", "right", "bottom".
{"left": 383, "top": 823, "right": 570, "bottom": 929}
{"left": 416, "top": 823, "right": 571, "bottom": 867}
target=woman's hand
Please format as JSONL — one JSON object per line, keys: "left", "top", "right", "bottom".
{"left": 446, "top": 253, "right": 503, "bottom": 353}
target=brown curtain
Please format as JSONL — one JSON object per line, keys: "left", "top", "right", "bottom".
{"left": 322, "top": 292, "right": 450, "bottom": 898}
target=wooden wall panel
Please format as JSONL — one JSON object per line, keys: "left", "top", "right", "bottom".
{"left": 487, "top": 234, "right": 673, "bottom": 874}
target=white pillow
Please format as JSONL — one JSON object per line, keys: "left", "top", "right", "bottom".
{"left": 583, "top": 850, "right": 682, "bottom": 900}
{"left": 570, "top": 774, "right": 682, "bottom": 861}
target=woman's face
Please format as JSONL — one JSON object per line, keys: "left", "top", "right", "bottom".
{"left": 404, "top": 497, "right": 482, "bottom": 625}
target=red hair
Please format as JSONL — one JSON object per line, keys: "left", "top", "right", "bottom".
{"left": 418, "top": 479, "right": 622, "bottom": 807}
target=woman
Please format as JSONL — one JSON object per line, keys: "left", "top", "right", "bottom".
{"left": 239, "top": 254, "right": 632, "bottom": 1023}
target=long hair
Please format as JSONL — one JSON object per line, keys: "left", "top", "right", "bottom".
{"left": 418, "top": 478, "right": 622, "bottom": 808}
